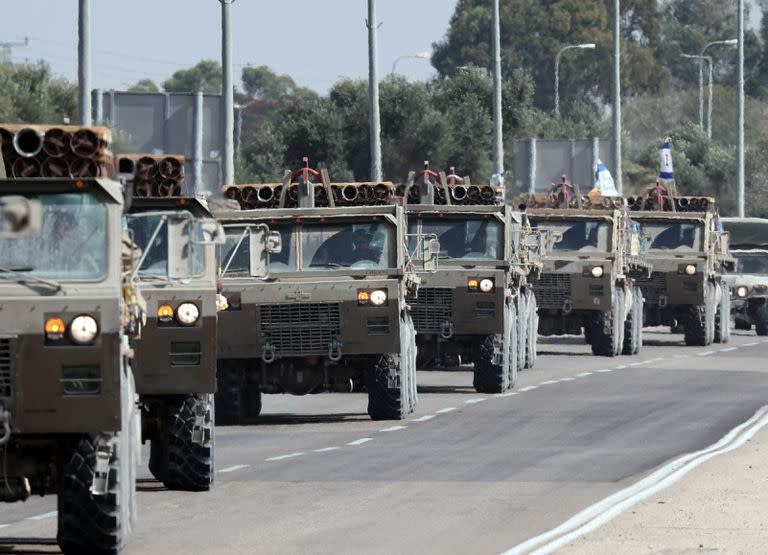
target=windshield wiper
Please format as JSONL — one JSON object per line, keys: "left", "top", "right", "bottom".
{"left": 136, "top": 270, "right": 170, "bottom": 282}
{"left": 315, "top": 262, "right": 350, "bottom": 268}
{"left": 0, "top": 266, "right": 62, "bottom": 292}
{"left": 221, "top": 228, "right": 249, "bottom": 278}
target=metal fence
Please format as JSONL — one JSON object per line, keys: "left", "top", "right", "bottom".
{"left": 510, "top": 138, "right": 615, "bottom": 194}
{"left": 92, "top": 90, "right": 223, "bottom": 194}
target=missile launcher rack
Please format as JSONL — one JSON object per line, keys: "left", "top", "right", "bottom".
{"left": 516, "top": 176, "right": 628, "bottom": 211}
{"left": 396, "top": 162, "right": 500, "bottom": 206}
{"left": 627, "top": 181, "right": 714, "bottom": 213}
{"left": 117, "top": 153, "right": 186, "bottom": 198}
{"left": 222, "top": 157, "right": 395, "bottom": 209}
{"left": 0, "top": 123, "right": 114, "bottom": 179}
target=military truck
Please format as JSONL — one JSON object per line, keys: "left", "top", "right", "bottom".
{"left": 518, "top": 178, "right": 646, "bottom": 357}
{"left": 719, "top": 217, "right": 768, "bottom": 335}
{"left": 400, "top": 164, "right": 544, "bottom": 393}
{"left": 125, "top": 192, "right": 224, "bottom": 492}
{"left": 631, "top": 183, "right": 734, "bottom": 345}
{"left": 214, "top": 160, "right": 433, "bottom": 422}
{"left": 0, "top": 168, "right": 143, "bottom": 553}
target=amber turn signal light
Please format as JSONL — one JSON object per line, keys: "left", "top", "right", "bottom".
{"left": 157, "top": 304, "right": 174, "bottom": 322}
{"left": 44, "top": 317, "right": 66, "bottom": 340}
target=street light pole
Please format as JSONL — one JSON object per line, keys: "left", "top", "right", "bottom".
{"left": 367, "top": 0, "right": 382, "bottom": 182}
{"left": 612, "top": 0, "right": 622, "bottom": 193}
{"left": 700, "top": 38, "right": 738, "bottom": 137}
{"left": 78, "top": 0, "right": 91, "bottom": 125}
{"left": 737, "top": 0, "right": 745, "bottom": 217}
{"left": 491, "top": 0, "right": 503, "bottom": 175}
{"left": 554, "top": 43, "right": 596, "bottom": 118}
{"left": 220, "top": 0, "right": 235, "bottom": 188}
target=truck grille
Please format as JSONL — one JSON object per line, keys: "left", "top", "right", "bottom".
{"left": 411, "top": 287, "right": 453, "bottom": 333}
{"left": 637, "top": 272, "right": 666, "bottom": 304}
{"left": 532, "top": 273, "right": 572, "bottom": 308}
{"left": 260, "top": 303, "right": 341, "bottom": 356}
{"left": 0, "top": 338, "right": 11, "bottom": 397}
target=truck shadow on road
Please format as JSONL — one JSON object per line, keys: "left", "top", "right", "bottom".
{"left": 0, "top": 537, "right": 59, "bottom": 554}
{"left": 233, "top": 412, "right": 369, "bottom": 426}
{"left": 417, "top": 385, "right": 476, "bottom": 394}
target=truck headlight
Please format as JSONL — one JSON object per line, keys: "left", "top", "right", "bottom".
{"left": 479, "top": 278, "right": 494, "bottom": 292}
{"left": 70, "top": 315, "right": 99, "bottom": 344}
{"left": 737, "top": 286, "right": 749, "bottom": 298}
{"left": 176, "top": 302, "right": 200, "bottom": 325}
{"left": 591, "top": 266, "right": 604, "bottom": 278}
{"left": 685, "top": 264, "right": 696, "bottom": 275}
{"left": 369, "top": 290, "right": 388, "bottom": 306}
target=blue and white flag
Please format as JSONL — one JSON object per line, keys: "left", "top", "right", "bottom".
{"left": 659, "top": 137, "right": 674, "bottom": 182}
{"left": 594, "top": 159, "right": 619, "bottom": 196}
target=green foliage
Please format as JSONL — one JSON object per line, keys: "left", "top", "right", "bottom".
{"left": 241, "top": 66, "right": 299, "bottom": 101}
{"left": 163, "top": 60, "right": 222, "bottom": 94}
{"left": 0, "top": 61, "right": 76, "bottom": 123}
{"left": 128, "top": 79, "right": 159, "bottom": 93}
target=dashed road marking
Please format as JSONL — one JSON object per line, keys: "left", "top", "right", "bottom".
{"left": 464, "top": 398, "right": 487, "bottom": 404}
{"left": 218, "top": 464, "right": 249, "bottom": 474}
{"left": 575, "top": 372, "right": 593, "bottom": 377}
{"left": 495, "top": 392, "right": 518, "bottom": 398}
{"left": 614, "top": 365, "right": 627, "bottom": 369}
{"left": 519, "top": 385, "right": 538, "bottom": 392}
{"left": 347, "top": 438, "right": 373, "bottom": 446}
{"left": 560, "top": 377, "right": 576, "bottom": 382}
{"left": 380, "top": 425, "right": 407, "bottom": 432}
{"left": 0, "top": 524, "right": 9, "bottom": 529}
{"left": 265, "top": 452, "right": 304, "bottom": 462}
{"left": 436, "top": 407, "right": 457, "bottom": 414}
{"left": 595, "top": 369, "right": 613, "bottom": 373}
{"left": 674, "top": 354, "right": 690, "bottom": 359}
{"left": 628, "top": 362, "right": 643, "bottom": 367}
{"left": 313, "top": 447, "right": 340, "bottom": 453}
{"left": 697, "top": 351, "right": 715, "bottom": 356}
{"left": 720, "top": 347, "right": 738, "bottom": 352}
{"left": 540, "top": 380, "right": 560, "bottom": 385}
{"left": 744, "top": 341, "right": 760, "bottom": 346}
{"left": 411, "top": 415, "right": 435, "bottom": 422}
{"left": 26, "top": 511, "right": 57, "bottom": 521}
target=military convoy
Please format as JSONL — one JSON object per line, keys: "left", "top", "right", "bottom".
{"left": 400, "top": 164, "right": 544, "bottom": 392}
{"left": 630, "top": 183, "right": 734, "bottom": 345}
{"left": 518, "top": 179, "right": 647, "bottom": 357}
{"left": 721, "top": 217, "right": 768, "bottom": 335}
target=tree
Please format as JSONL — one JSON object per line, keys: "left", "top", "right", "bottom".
{"left": 241, "top": 65, "right": 298, "bottom": 101}
{"left": 163, "top": 60, "right": 222, "bottom": 93}
{"left": 128, "top": 79, "right": 159, "bottom": 93}
{"left": 0, "top": 61, "right": 76, "bottom": 123}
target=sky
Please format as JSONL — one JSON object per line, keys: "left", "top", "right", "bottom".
{"left": 0, "top": 0, "right": 457, "bottom": 94}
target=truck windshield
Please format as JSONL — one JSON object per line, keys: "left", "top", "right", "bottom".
{"left": 735, "top": 253, "right": 768, "bottom": 274}
{"left": 126, "top": 214, "right": 204, "bottom": 278}
{"left": 303, "top": 221, "right": 395, "bottom": 271}
{"left": 644, "top": 222, "right": 702, "bottom": 251}
{"left": 532, "top": 219, "right": 611, "bottom": 252}
{"left": 408, "top": 216, "right": 503, "bottom": 260}
{"left": 0, "top": 192, "right": 107, "bottom": 280}
{"left": 219, "top": 223, "right": 295, "bottom": 275}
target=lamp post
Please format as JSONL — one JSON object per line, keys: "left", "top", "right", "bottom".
{"left": 737, "top": 0, "right": 745, "bottom": 217}
{"left": 391, "top": 52, "right": 431, "bottom": 75}
{"left": 220, "top": 0, "right": 235, "bottom": 188}
{"left": 367, "top": 0, "right": 382, "bottom": 182}
{"left": 491, "top": 0, "right": 503, "bottom": 175}
{"left": 554, "top": 43, "right": 596, "bottom": 118}
{"left": 696, "top": 39, "right": 738, "bottom": 130}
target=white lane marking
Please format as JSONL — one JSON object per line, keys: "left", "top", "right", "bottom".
{"left": 595, "top": 369, "right": 613, "bottom": 373}
{"left": 411, "top": 415, "right": 435, "bottom": 422}
{"left": 614, "top": 365, "right": 627, "bottom": 369}
{"left": 519, "top": 385, "right": 538, "bottom": 392}
{"left": 347, "top": 438, "right": 373, "bottom": 446}
{"left": 436, "top": 407, "right": 457, "bottom": 414}
{"left": 628, "top": 362, "right": 643, "bottom": 367}
{"left": 218, "top": 464, "right": 250, "bottom": 474}
{"left": 312, "top": 447, "right": 340, "bottom": 453}
{"left": 503, "top": 404, "right": 768, "bottom": 555}
{"left": 744, "top": 341, "right": 760, "bottom": 346}
{"left": 539, "top": 380, "right": 560, "bottom": 385}
{"left": 719, "top": 347, "right": 738, "bottom": 352}
{"left": 673, "top": 354, "right": 690, "bottom": 359}
{"left": 495, "top": 392, "right": 518, "bottom": 398}
{"left": 0, "top": 524, "right": 9, "bottom": 529}
{"left": 26, "top": 511, "right": 57, "bottom": 521}
{"left": 697, "top": 351, "right": 715, "bottom": 356}
{"left": 380, "top": 425, "right": 407, "bottom": 432}
{"left": 464, "top": 398, "right": 487, "bottom": 404}
{"left": 575, "top": 372, "right": 593, "bottom": 377}
{"left": 560, "top": 377, "right": 576, "bottom": 382}
{"left": 265, "top": 452, "right": 304, "bottom": 462}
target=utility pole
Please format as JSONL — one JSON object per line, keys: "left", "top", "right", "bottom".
{"left": 367, "top": 0, "right": 382, "bottom": 182}
{"left": 612, "top": 0, "right": 622, "bottom": 193}
{"left": 78, "top": 0, "right": 92, "bottom": 125}
{"left": 491, "top": 0, "right": 503, "bottom": 175}
{"left": 737, "top": 0, "right": 745, "bottom": 217}
{"left": 220, "top": 0, "right": 235, "bottom": 187}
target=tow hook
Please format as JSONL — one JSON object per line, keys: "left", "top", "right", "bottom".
{"left": 91, "top": 437, "right": 114, "bottom": 496}
{"left": 262, "top": 340, "right": 276, "bottom": 364}
{"left": 191, "top": 398, "right": 208, "bottom": 445}
{"left": 328, "top": 338, "right": 342, "bottom": 362}
{"left": 0, "top": 405, "right": 11, "bottom": 447}
{"left": 563, "top": 299, "right": 573, "bottom": 314}
{"left": 440, "top": 320, "right": 454, "bottom": 340}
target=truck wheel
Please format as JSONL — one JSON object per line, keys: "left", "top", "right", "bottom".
{"left": 149, "top": 394, "right": 214, "bottom": 492}
{"left": 474, "top": 301, "right": 514, "bottom": 393}
{"left": 516, "top": 293, "right": 527, "bottom": 372}
{"left": 589, "top": 288, "right": 623, "bottom": 357}
{"left": 622, "top": 286, "right": 643, "bottom": 355}
{"left": 755, "top": 300, "right": 768, "bottom": 336}
{"left": 685, "top": 283, "right": 715, "bottom": 346}
{"left": 215, "top": 361, "right": 261, "bottom": 425}
{"left": 509, "top": 299, "right": 519, "bottom": 387}
{"left": 714, "top": 284, "right": 731, "bottom": 343}
{"left": 524, "top": 291, "right": 538, "bottom": 369}
{"left": 58, "top": 370, "right": 137, "bottom": 555}
{"left": 366, "top": 314, "right": 416, "bottom": 420}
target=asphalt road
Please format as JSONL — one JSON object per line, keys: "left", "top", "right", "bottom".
{"left": 1, "top": 329, "right": 767, "bottom": 554}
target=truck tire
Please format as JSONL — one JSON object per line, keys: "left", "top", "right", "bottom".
{"left": 58, "top": 370, "right": 137, "bottom": 555}
{"left": 474, "top": 300, "right": 515, "bottom": 393}
{"left": 685, "top": 282, "right": 716, "bottom": 346}
{"left": 366, "top": 313, "right": 416, "bottom": 420}
{"left": 215, "top": 361, "right": 261, "bottom": 425}
{"left": 714, "top": 284, "right": 731, "bottom": 343}
{"left": 149, "top": 394, "right": 214, "bottom": 492}
{"left": 589, "top": 288, "right": 623, "bottom": 357}
{"left": 524, "top": 290, "right": 538, "bottom": 369}
{"left": 622, "top": 286, "right": 643, "bottom": 355}
{"left": 755, "top": 300, "right": 768, "bottom": 336}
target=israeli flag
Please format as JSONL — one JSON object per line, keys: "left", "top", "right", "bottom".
{"left": 659, "top": 137, "right": 674, "bottom": 182}
{"left": 594, "top": 159, "right": 619, "bottom": 196}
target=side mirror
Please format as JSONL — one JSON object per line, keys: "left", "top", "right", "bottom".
{"left": 266, "top": 230, "right": 282, "bottom": 254}
{"left": 552, "top": 230, "right": 564, "bottom": 244}
{"left": 0, "top": 196, "right": 42, "bottom": 236}
{"left": 248, "top": 224, "right": 272, "bottom": 278}
{"left": 194, "top": 219, "right": 226, "bottom": 245}
{"left": 423, "top": 238, "right": 440, "bottom": 273}
{"left": 167, "top": 215, "right": 192, "bottom": 280}
{"left": 522, "top": 233, "right": 540, "bottom": 249}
